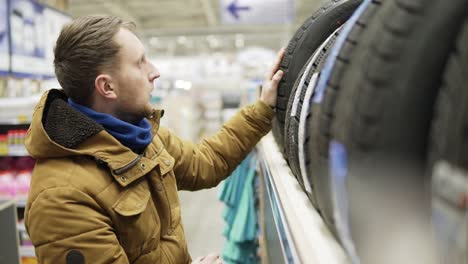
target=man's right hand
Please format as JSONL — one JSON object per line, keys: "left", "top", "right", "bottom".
{"left": 259, "top": 48, "right": 286, "bottom": 108}
{"left": 191, "top": 253, "right": 224, "bottom": 264}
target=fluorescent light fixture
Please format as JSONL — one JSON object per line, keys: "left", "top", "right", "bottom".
{"left": 175, "top": 80, "right": 192, "bottom": 90}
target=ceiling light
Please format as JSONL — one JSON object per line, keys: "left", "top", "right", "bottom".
{"left": 175, "top": 80, "right": 192, "bottom": 90}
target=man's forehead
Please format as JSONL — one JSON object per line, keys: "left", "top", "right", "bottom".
{"left": 115, "top": 28, "right": 145, "bottom": 55}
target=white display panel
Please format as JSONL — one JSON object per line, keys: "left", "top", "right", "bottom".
{"left": 8, "top": 0, "right": 70, "bottom": 78}
{"left": 42, "top": 7, "right": 71, "bottom": 77}
{"left": 220, "top": 0, "right": 295, "bottom": 25}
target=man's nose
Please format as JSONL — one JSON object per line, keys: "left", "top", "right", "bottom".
{"left": 149, "top": 65, "right": 160, "bottom": 82}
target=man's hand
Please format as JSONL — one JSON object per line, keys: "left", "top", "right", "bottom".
{"left": 260, "top": 48, "right": 286, "bottom": 108}
{"left": 192, "top": 253, "right": 224, "bottom": 264}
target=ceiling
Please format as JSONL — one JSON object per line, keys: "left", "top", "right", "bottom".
{"left": 55, "top": 0, "right": 328, "bottom": 56}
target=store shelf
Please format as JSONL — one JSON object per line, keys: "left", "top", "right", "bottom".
{"left": 0, "top": 96, "right": 39, "bottom": 105}
{"left": 15, "top": 199, "right": 26, "bottom": 208}
{"left": 19, "top": 246, "right": 35, "bottom": 257}
{"left": 257, "top": 133, "right": 349, "bottom": 264}
{"left": 17, "top": 222, "right": 26, "bottom": 232}
{"left": 0, "top": 119, "right": 31, "bottom": 125}
{"left": 0, "top": 95, "right": 40, "bottom": 125}
{"left": 0, "top": 147, "right": 29, "bottom": 157}
{"left": 0, "top": 198, "right": 27, "bottom": 208}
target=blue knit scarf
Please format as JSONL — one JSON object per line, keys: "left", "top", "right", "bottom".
{"left": 68, "top": 99, "right": 152, "bottom": 153}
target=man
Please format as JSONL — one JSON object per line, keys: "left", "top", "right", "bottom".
{"left": 24, "top": 15, "right": 284, "bottom": 264}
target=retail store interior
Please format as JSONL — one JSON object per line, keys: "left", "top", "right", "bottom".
{"left": 1, "top": 0, "right": 468, "bottom": 263}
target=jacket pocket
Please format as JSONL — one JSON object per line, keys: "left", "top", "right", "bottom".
{"left": 113, "top": 182, "right": 150, "bottom": 216}
{"left": 112, "top": 179, "right": 160, "bottom": 258}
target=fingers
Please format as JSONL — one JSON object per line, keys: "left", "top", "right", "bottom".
{"left": 202, "top": 253, "right": 219, "bottom": 262}
{"left": 267, "top": 47, "right": 286, "bottom": 80}
{"left": 270, "top": 70, "right": 284, "bottom": 104}
{"left": 270, "top": 70, "right": 284, "bottom": 90}
{"left": 273, "top": 70, "right": 284, "bottom": 82}
{"left": 192, "top": 253, "right": 222, "bottom": 264}
{"left": 192, "top": 256, "right": 205, "bottom": 263}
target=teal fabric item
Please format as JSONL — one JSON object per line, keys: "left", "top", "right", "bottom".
{"left": 218, "top": 153, "right": 259, "bottom": 264}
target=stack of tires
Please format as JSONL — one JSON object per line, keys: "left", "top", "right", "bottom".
{"left": 274, "top": 0, "right": 468, "bottom": 262}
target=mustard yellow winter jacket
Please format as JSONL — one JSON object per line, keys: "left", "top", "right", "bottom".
{"left": 24, "top": 89, "right": 274, "bottom": 263}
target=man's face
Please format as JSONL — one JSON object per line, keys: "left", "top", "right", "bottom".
{"left": 111, "top": 28, "right": 160, "bottom": 122}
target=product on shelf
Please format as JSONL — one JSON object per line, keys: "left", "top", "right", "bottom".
{"left": 16, "top": 170, "right": 31, "bottom": 198}
{"left": 0, "top": 134, "right": 7, "bottom": 155}
{"left": 0, "top": 129, "right": 28, "bottom": 155}
{"left": 0, "top": 169, "right": 16, "bottom": 198}
{"left": 21, "top": 257, "right": 37, "bottom": 264}
{"left": 17, "top": 220, "right": 32, "bottom": 246}
{"left": 0, "top": 157, "right": 34, "bottom": 199}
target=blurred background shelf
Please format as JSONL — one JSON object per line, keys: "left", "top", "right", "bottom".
{"left": 0, "top": 148, "right": 29, "bottom": 157}
{"left": 19, "top": 246, "right": 35, "bottom": 257}
{"left": 0, "top": 198, "right": 27, "bottom": 208}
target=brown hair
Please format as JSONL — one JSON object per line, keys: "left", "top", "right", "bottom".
{"left": 54, "top": 15, "right": 135, "bottom": 106}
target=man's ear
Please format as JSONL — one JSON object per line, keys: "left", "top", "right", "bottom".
{"left": 95, "top": 74, "right": 117, "bottom": 99}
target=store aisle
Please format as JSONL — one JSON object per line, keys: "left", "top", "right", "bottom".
{"left": 179, "top": 185, "right": 226, "bottom": 259}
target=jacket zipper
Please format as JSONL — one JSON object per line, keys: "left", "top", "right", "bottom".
{"left": 113, "top": 155, "right": 143, "bottom": 175}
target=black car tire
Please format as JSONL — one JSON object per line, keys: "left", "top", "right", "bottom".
{"left": 330, "top": 0, "right": 468, "bottom": 261}
{"left": 272, "top": 0, "right": 362, "bottom": 149}
{"left": 284, "top": 29, "right": 340, "bottom": 196}
{"left": 306, "top": 0, "right": 383, "bottom": 238}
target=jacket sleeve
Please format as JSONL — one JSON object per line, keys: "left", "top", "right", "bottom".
{"left": 25, "top": 187, "right": 129, "bottom": 264}
{"left": 159, "top": 100, "right": 274, "bottom": 191}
